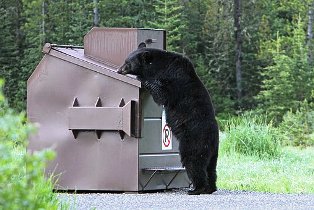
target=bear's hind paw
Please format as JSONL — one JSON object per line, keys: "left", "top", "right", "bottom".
{"left": 188, "top": 187, "right": 217, "bottom": 195}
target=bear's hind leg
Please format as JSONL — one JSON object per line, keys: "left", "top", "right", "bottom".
{"left": 206, "top": 125, "right": 219, "bottom": 194}
{"left": 183, "top": 157, "right": 210, "bottom": 195}
{"left": 206, "top": 153, "right": 218, "bottom": 194}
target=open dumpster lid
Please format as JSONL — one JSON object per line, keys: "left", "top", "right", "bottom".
{"left": 42, "top": 43, "right": 142, "bottom": 88}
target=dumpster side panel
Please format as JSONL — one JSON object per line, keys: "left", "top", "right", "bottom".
{"left": 28, "top": 55, "right": 139, "bottom": 191}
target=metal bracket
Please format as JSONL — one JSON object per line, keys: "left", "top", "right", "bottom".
{"left": 68, "top": 97, "right": 135, "bottom": 139}
{"left": 140, "top": 167, "right": 186, "bottom": 190}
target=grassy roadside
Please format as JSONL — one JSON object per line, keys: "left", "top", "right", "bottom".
{"left": 217, "top": 146, "right": 314, "bottom": 193}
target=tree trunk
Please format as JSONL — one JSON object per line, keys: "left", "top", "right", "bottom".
{"left": 93, "top": 0, "right": 99, "bottom": 26}
{"left": 234, "top": 0, "right": 242, "bottom": 107}
{"left": 41, "top": 0, "right": 46, "bottom": 45}
{"left": 307, "top": 1, "right": 314, "bottom": 64}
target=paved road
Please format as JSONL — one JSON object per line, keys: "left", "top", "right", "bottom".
{"left": 58, "top": 189, "right": 314, "bottom": 210}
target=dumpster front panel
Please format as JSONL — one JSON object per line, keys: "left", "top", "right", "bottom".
{"left": 28, "top": 54, "right": 140, "bottom": 191}
{"left": 138, "top": 91, "right": 190, "bottom": 191}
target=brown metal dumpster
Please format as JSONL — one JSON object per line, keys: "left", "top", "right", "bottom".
{"left": 27, "top": 28, "right": 190, "bottom": 192}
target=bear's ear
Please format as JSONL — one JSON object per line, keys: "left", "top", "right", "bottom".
{"left": 138, "top": 42, "right": 146, "bottom": 49}
{"left": 142, "top": 51, "right": 153, "bottom": 64}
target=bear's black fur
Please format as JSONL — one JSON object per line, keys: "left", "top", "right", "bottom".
{"left": 118, "top": 44, "right": 219, "bottom": 195}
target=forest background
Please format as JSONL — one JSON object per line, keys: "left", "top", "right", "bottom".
{"left": 1, "top": 1, "right": 314, "bottom": 207}
{"left": 1, "top": 0, "right": 314, "bottom": 146}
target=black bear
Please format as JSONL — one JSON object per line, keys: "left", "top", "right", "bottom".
{"left": 118, "top": 43, "right": 219, "bottom": 195}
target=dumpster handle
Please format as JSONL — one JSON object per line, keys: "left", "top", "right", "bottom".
{"left": 68, "top": 97, "right": 136, "bottom": 140}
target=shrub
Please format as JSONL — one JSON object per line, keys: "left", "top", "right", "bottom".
{"left": 256, "top": 19, "right": 314, "bottom": 124}
{"left": 279, "top": 101, "right": 314, "bottom": 147}
{"left": 220, "top": 113, "right": 282, "bottom": 158}
{"left": 0, "top": 80, "right": 62, "bottom": 210}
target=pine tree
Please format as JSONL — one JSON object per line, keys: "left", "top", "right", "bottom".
{"left": 307, "top": 1, "right": 314, "bottom": 64}
{"left": 201, "top": 0, "right": 236, "bottom": 114}
{"left": 181, "top": 0, "right": 208, "bottom": 59}
{"left": 257, "top": 18, "right": 314, "bottom": 122}
{"left": 147, "top": 0, "right": 185, "bottom": 51}
{"left": 0, "top": 0, "right": 24, "bottom": 110}
{"left": 18, "top": 0, "right": 94, "bottom": 110}
{"left": 99, "top": 0, "right": 153, "bottom": 28}
{"left": 44, "top": 0, "right": 93, "bottom": 45}
{"left": 234, "top": 0, "right": 243, "bottom": 107}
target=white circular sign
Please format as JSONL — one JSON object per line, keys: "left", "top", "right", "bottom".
{"left": 162, "top": 124, "right": 172, "bottom": 148}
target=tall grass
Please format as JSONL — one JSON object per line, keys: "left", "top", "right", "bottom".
{"left": 220, "top": 114, "right": 281, "bottom": 158}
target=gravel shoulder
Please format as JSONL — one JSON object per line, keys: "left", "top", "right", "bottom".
{"left": 58, "top": 189, "right": 314, "bottom": 210}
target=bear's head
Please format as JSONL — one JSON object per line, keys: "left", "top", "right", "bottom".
{"left": 117, "top": 42, "right": 150, "bottom": 76}
{"left": 118, "top": 43, "right": 171, "bottom": 79}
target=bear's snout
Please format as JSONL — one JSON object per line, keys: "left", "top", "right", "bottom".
{"left": 117, "top": 63, "right": 130, "bottom": 75}
{"left": 117, "top": 64, "right": 126, "bottom": 74}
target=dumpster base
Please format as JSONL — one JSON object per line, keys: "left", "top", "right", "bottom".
{"left": 141, "top": 167, "right": 186, "bottom": 190}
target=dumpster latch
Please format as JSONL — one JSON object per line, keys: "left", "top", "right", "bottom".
{"left": 68, "top": 97, "right": 136, "bottom": 140}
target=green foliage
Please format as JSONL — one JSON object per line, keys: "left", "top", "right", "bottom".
{"left": 99, "top": 0, "right": 154, "bottom": 28}
{"left": 195, "top": 56, "right": 236, "bottom": 115}
{"left": 221, "top": 114, "right": 282, "bottom": 158}
{"left": 0, "top": 81, "right": 62, "bottom": 209}
{"left": 0, "top": 0, "right": 24, "bottom": 111}
{"left": 147, "top": 0, "right": 186, "bottom": 51}
{"left": 1, "top": 0, "right": 314, "bottom": 120}
{"left": 199, "top": 0, "right": 236, "bottom": 113}
{"left": 44, "top": 0, "right": 94, "bottom": 45}
{"left": 181, "top": 0, "right": 208, "bottom": 58}
{"left": 279, "top": 101, "right": 314, "bottom": 147}
{"left": 257, "top": 18, "right": 314, "bottom": 122}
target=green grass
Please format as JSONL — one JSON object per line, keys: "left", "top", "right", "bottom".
{"left": 218, "top": 114, "right": 314, "bottom": 193}
{"left": 217, "top": 146, "right": 314, "bottom": 193}
{"left": 220, "top": 114, "right": 281, "bottom": 158}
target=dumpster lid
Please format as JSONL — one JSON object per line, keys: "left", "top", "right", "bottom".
{"left": 83, "top": 27, "right": 165, "bottom": 67}
{"left": 42, "top": 43, "right": 141, "bottom": 88}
